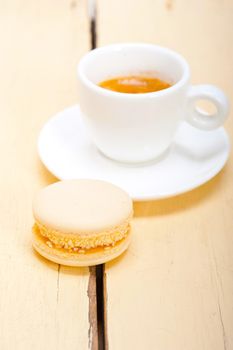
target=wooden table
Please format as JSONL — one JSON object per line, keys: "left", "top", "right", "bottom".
{"left": 0, "top": 1, "right": 232, "bottom": 349}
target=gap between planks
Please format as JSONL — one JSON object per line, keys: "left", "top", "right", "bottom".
{"left": 88, "top": 1, "right": 107, "bottom": 348}
{"left": 88, "top": 266, "right": 98, "bottom": 350}
{"left": 55, "top": 0, "right": 101, "bottom": 347}
{"left": 54, "top": 1, "right": 102, "bottom": 348}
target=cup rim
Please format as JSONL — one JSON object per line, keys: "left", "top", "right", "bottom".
{"left": 77, "top": 43, "right": 190, "bottom": 98}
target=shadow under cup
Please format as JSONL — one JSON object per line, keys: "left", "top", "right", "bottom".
{"left": 77, "top": 43, "right": 190, "bottom": 163}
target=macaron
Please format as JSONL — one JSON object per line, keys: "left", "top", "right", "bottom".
{"left": 32, "top": 179, "right": 133, "bottom": 266}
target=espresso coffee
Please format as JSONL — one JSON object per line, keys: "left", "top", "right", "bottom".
{"left": 99, "top": 75, "right": 171, "bottom": 94}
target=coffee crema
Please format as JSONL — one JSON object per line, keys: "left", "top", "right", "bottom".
{"left": 99, "top": 75, "right": 171, "bottom": 94}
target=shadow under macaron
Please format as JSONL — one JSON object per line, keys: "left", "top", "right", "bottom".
{"left": 32, "top": 248, "right": 90, "bottom": 276}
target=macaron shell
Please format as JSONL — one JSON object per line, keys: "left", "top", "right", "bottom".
{"left": 33, "top": 179, "right": 133, "bottom": 235}
{"left": 33, "top": 230, "right": 132, "bottom": 266}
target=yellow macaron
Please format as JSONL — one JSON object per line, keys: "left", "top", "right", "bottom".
{"left": 32, "top": 179, "right": 133, "bottom": 266}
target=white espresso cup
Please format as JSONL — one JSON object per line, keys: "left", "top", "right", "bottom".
{"left": 77, "top": 43, "right": 229, "bottom": 163}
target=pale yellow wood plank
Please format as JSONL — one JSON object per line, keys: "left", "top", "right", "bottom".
{"left": 97, "top": 1, "right": 233, "bottom": 349}
{"left": 0, "top": 1, "right": 95, "bottom": 349}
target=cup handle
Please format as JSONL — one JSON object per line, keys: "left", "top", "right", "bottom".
{"left": 186, "top": 84, "right": 229, "bottom": 130}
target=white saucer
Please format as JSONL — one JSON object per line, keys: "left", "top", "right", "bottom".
{"left": 38, "top": 105, "right": 230, "bottom": 201}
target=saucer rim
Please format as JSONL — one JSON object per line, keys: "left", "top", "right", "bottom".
{"left": 38, "top": 104, "right": 231, "bottom": 201}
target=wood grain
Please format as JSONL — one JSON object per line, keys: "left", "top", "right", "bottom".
{"left": 0, "top": 1, "right": 95, "bottom": 349}
{"left": 97, "top": 1, "right": 233, "bottom": 349}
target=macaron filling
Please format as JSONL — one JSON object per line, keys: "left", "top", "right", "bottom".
{"left": 33, "top": 219, "right": 131, "bottom": 254}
